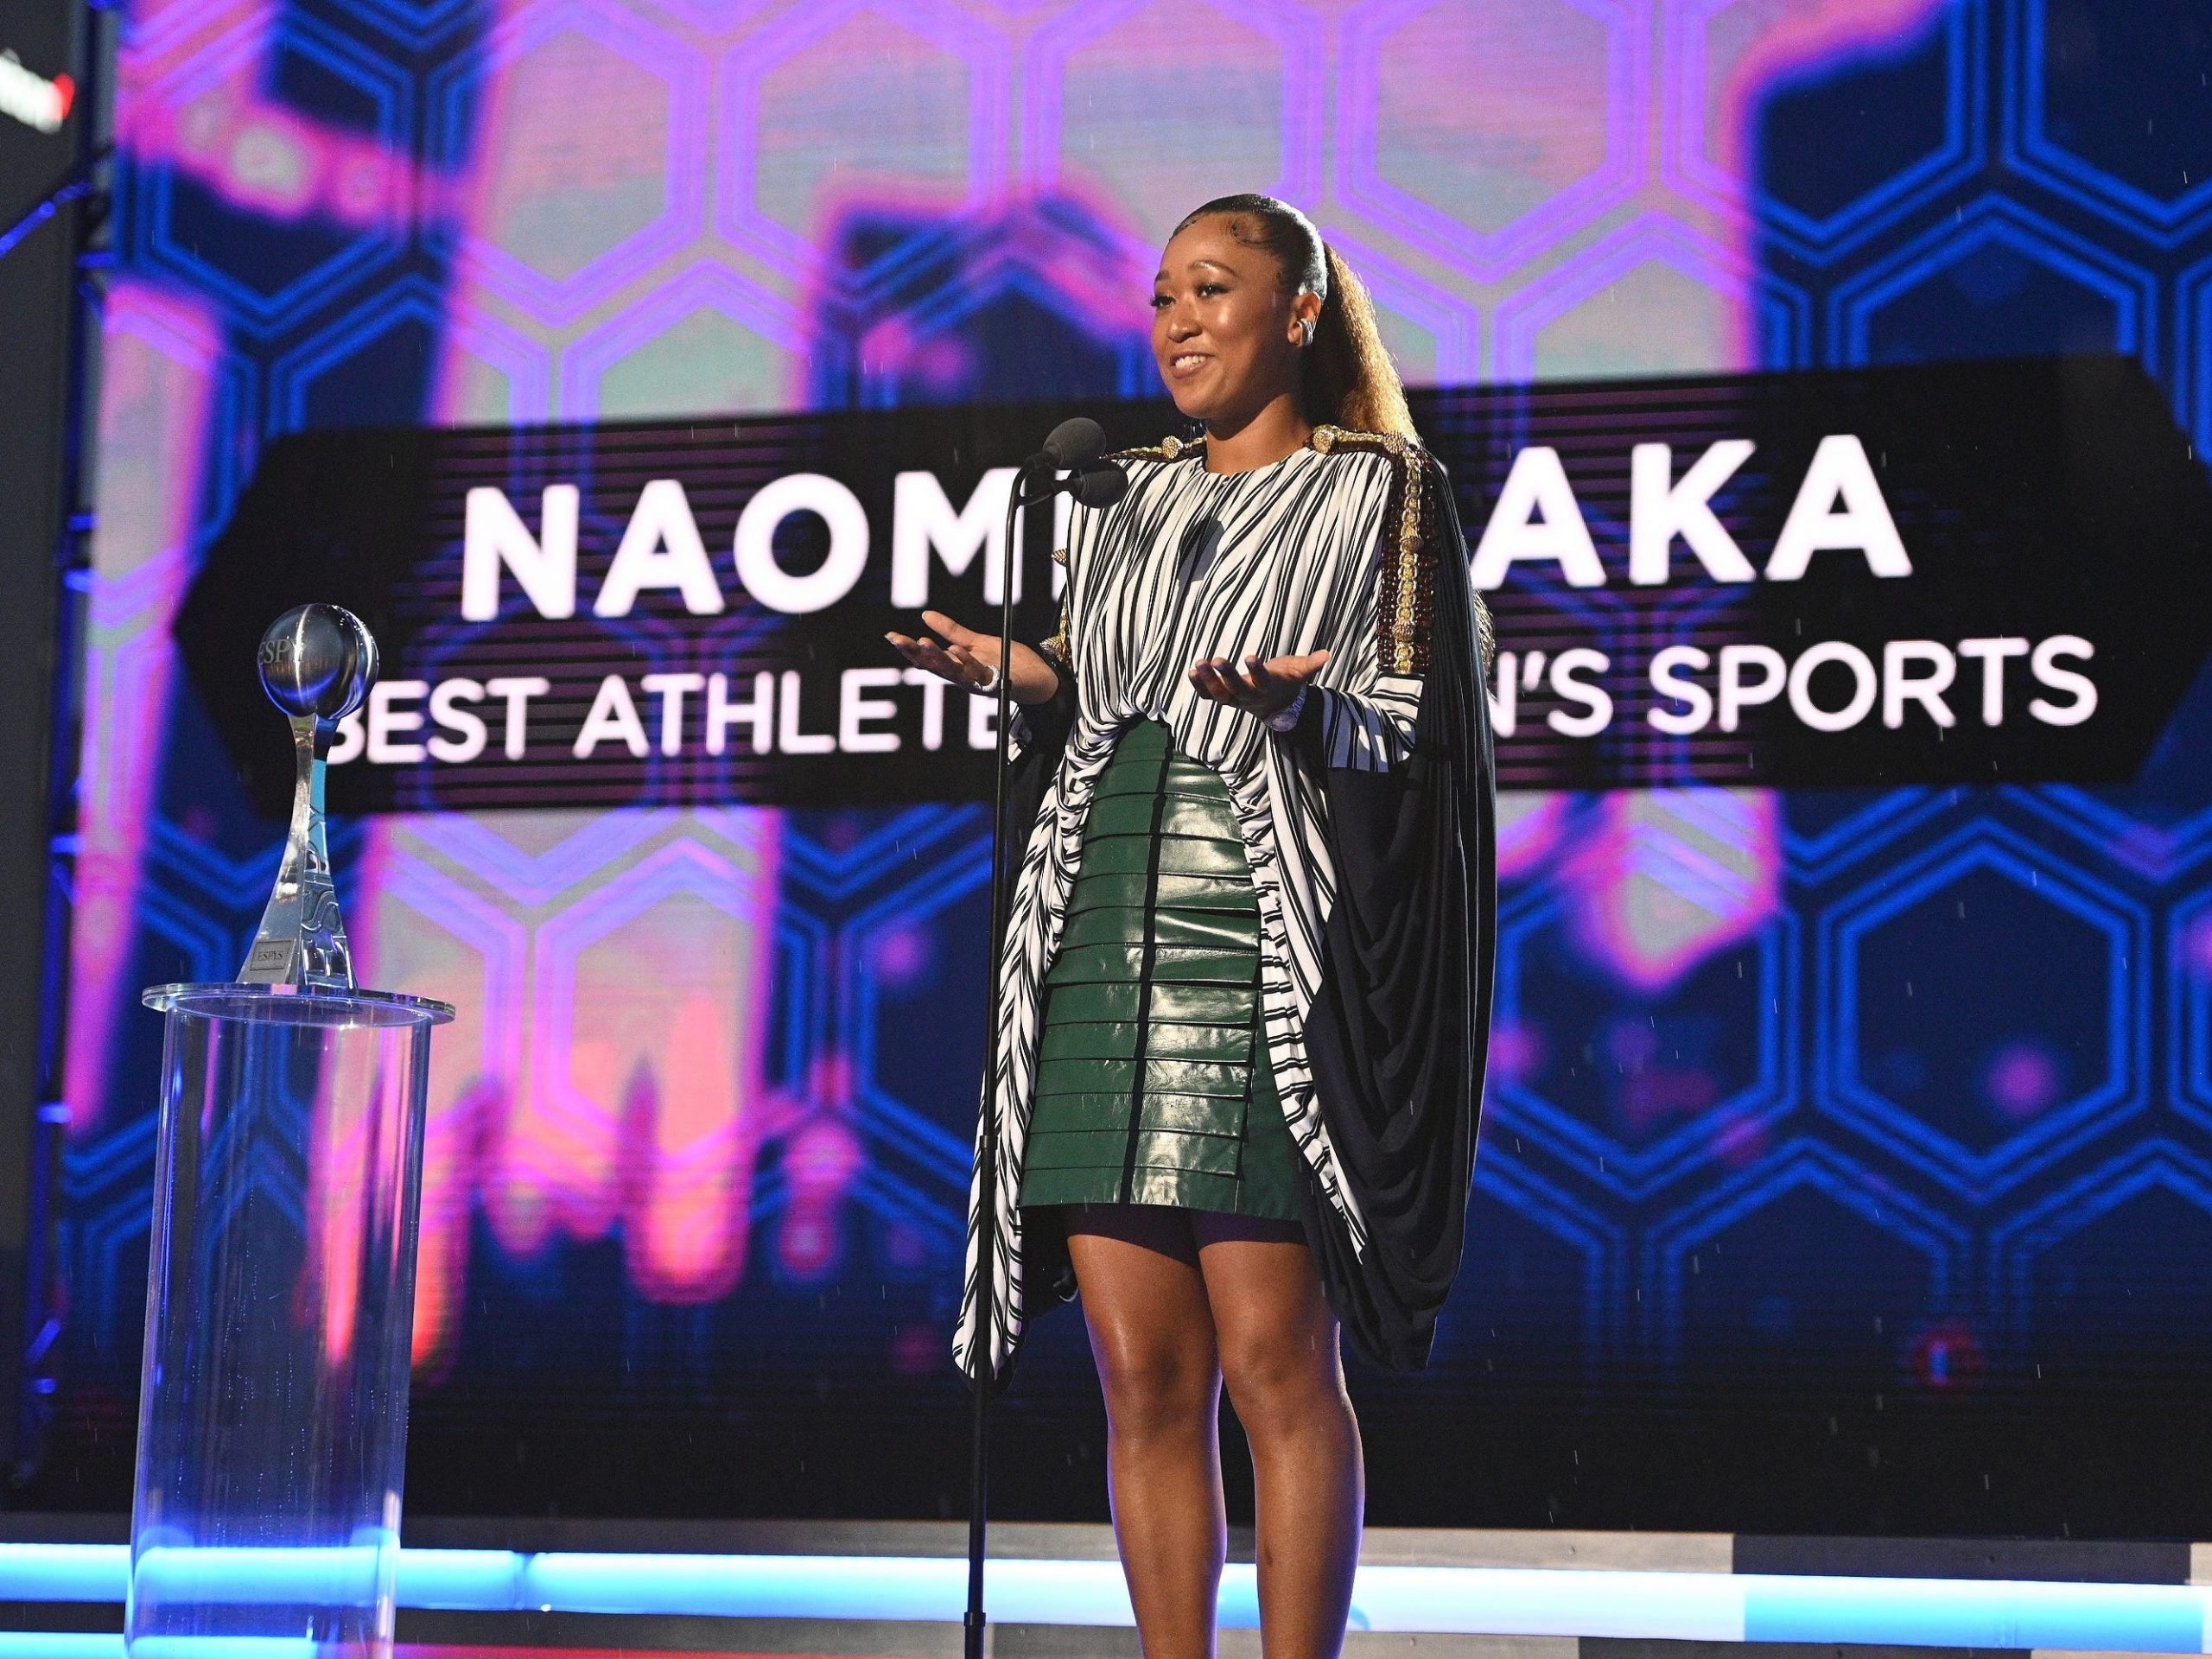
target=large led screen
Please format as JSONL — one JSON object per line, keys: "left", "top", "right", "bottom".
{"left": 41, "top": 0, "right": 2212, "bottom": 1535}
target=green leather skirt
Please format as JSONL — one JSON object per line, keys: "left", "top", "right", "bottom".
{"left": 1018, "top": 720, "right": 1302, "bottom": 1220}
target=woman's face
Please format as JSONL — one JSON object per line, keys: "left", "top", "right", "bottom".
{"left": 1151, "top": 215, "right": 1318, "bottom": 427}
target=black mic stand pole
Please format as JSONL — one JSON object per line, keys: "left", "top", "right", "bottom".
{"left": 965, "top": 458, "right": 1047, "bottom": 1659}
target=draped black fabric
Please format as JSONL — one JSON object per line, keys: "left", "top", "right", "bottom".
{"left": 1293, "top": 458, "right": 1495, "bottom": 1370}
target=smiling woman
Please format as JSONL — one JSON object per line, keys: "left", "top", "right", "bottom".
{"left": 889, "top": 195, "right": 1497, "bottom": 1659}
{"left": 1149, "top": 195, "right": 1413, "bottom": 467}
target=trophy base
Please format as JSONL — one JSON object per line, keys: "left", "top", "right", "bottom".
{"left": 141, "top": 982, "right": 454, "bottom": 1025}
{"left": 128, "top": 983, "right": 453, "bottom": 1659}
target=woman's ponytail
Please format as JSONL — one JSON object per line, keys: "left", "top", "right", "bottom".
{"left": 1305, "top": 243, "right": 1414, "bottom": 441}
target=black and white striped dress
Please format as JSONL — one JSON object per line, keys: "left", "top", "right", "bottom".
{"left": 957, "top": 429, "right": 1445, "bottom": 1376}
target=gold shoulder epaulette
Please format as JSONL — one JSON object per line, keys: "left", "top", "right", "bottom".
{"left": 1315, "top": 426, "right": 1436, "bottom": 676}
{"left": 1312, "top": 426, "right": 1495, "bottom": 677}
{"left": 1307, "top": 423, "right": 1421, "bottom": 459}
{"left": 1110, "top": 433, "right": 1207, "bottom": 463}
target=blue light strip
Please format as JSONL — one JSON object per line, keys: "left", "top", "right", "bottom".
{"left": 135, "top": 1543, "right": 391, "bottom": 1605}
{"left": 0, "top": 1544, "right": 2203, "bottom": 1650}
{"left": 0, "top": 1545, "right": 125, "bottom": 1601}
{"left": 1351, "top": 1565, "right": 1742, "bottom": 1639}
{"left": 1740, "top": 1571, "right": 2209, "bottom": 1653}
{"left": 94, "top": 1642, "right": 313, "bottom": 1659}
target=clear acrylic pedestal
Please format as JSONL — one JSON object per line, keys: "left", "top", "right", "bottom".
{"left": 128, "top": 983, "right": 454, "bottom": 1659}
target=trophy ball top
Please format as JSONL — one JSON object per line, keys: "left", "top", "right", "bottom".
{"left": 258, "top": 605, "right": 378, "bottom": 722}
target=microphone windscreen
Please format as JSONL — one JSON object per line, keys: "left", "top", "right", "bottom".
{"left": 1071, "top": 461, "right": 1129, "bottom": 509}
{"left": 1041, "top": 417, "right": 1107, "bottom": 470}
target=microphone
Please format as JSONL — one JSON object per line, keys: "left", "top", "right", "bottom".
{"left": 1027, "top": 416, "right": 1106, "bottom": 473}
{"left": 1017, "top": 418, "right": 1128, "bottom": 508}
{"left": 1070, "top": 461, "right": 1128, "bottom": 508}
{"left": 1019, "top": 455, "right": 1128, "bottom": 509}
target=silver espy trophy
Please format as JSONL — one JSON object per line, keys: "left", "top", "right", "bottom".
{"left": 239, "top": 602, "right": 377, "bottom": 989}
{"left": 129, "top": 604, "right": 452, "bottom": 1658}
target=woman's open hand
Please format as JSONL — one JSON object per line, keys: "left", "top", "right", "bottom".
{"left": 1187, "top": 650, "right": 1330, "bottom": 718}
{"left": 887, "top": 610, "right": 1061, "bottom": 706}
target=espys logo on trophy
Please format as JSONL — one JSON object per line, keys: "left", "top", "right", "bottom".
{"left": 239, "top": 601, "right": 377, "bottom": 988}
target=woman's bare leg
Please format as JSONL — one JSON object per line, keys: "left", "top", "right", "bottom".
{"left": 1197, "top": 1214, "right": 1362, "bottom": 1659}
{"left": 1065, "top": 1204, "right": 1225, "bottom": 1659}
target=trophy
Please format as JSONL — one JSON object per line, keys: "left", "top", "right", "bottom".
{"left": 239, "top": 602, "right": 377, "bottom": 989}
{"left": 130, "top": 606, "right": 453, "bottom": 1659}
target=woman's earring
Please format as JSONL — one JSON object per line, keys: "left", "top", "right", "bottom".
{"left": 1300, "top": 316, "right": 1316, "bottom": 347}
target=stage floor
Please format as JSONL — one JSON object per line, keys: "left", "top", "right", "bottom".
{"left": 1, "top": 1519, "right": 2207, "bottom": 1656}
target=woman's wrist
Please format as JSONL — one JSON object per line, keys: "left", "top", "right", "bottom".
{"left": 1012, "top": 661, "right": 1062, "bottom": 706}
{"left": 972, "top": 650, "right": 1060, "bottom": 705}
{"left": 1264, "top": 685, "right": 1309, "bottom": 733}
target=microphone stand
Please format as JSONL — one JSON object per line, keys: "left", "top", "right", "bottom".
{"left": 965, "top": 457, "right": 1047, "bottom": 1659}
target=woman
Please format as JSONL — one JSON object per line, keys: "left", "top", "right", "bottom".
{"left": 889, "top": 194, "right": 1495, "bottom": 1658}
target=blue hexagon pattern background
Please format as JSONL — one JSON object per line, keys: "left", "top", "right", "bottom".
{"left": 34, "top": 0, "right": 2212, "bottom": 1527}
